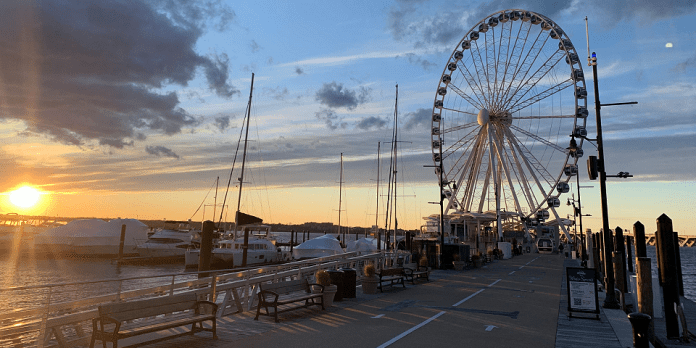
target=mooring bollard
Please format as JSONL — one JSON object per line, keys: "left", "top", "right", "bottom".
{"left": 627, "top": 312, "right": 652, "bottom": 348}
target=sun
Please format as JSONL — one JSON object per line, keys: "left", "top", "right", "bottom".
{"left": 9, "top": 186, "right": 41, "bottom": 208}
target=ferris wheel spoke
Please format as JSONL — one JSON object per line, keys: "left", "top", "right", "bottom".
{"left": 457, "top": 63, "right": 489, "bottom": 106}
{"left": 458, "top": 131, "right": 488, "bottom": 211}
{"left": 445, "top": 85, "right": 483, "bottom": 110}
{"left": 504, "top": 131, "right": 542, "bottom": 211}
{"left": 504, "top": 49, "right": 567, "bottom": 110}
{"left": 442, "top": 121, "right": 479, "bottom": 134}
{"left": 508, "top": 78, "right": 574, "bottom": 115}
{"left": 509, "top": 124, "right": 569, "bottom": 154}
{"left": 498, "top": 29, "right": 549, "bottom": 110}
{"left": 466, "top": 44, "right": 491, "bottom": 106}
{"left": 514, "top": 114, "right": 575, "bottom": 119}
{"left": 498, "top": 21, "right": 531, "bottom": 110}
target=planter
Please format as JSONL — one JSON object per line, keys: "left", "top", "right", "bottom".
{"left": 361, "top": 276, "right": 379, "bottom": 294}
{"left": 473, "top": 259, "right": 483, "bottom": 268}
{"left": 452, "top": 261, "right": 466, "bottom": 271}
{"left": 322, "top": 285, "right": 338, "bottom": 307}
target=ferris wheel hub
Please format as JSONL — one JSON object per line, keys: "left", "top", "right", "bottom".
{"left": 477, "top": 108, "right": 489, "bottom": 126}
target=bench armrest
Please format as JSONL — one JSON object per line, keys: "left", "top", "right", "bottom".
{"left": 307, "top": 283, "right": 324, "bottom": 293}
{"left": 93, "top": 315, "right": 121, "bottom": 336}
{"left": 258, "top": 290, "right": 280, "bottom": 304}
{"left": 403, "top": 268, "right": 414, "bottom": 276}
{"left": 195, "top": 300, "right": 219, "bottom": 315}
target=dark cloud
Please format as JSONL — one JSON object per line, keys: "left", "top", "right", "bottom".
{"left": 315, "top": 82, "right": 371, "bottom": 110}
{"left": 0, "top": 0, "right": 238, "bottom": 148}
{"left": 145, "top": 145, "right": 180, "bottom": 159}
{"left": 403, "top": 108, "right": 432, "bottom": 131}
{"left": 295, "top": 66, "right": 304, "bottom": 75}
{"left": 249, "top": 40, "right": 261, "bottom": 53}
{"left": 315, "top": 108, "right": 347, "bottom": 130}
{"left": 399, "top": 53, "right": 437, "bottom": 71}
{"left": 214, "top": 116, "right": 231, "bottom": 132}
{"left": 387, "top": 0, "right": 696, "bottom": 55}
{"left": 674, "top": 51, "right": 696, "bottom": 72}
{"left": 356, "top": 116, "right": 388, "bottom": 130}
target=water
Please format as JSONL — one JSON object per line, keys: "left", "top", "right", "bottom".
{"left": 645, "top": 245, "right": 696, "bottom": 301}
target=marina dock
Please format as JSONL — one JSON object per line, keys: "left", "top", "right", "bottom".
{"left": 83, "top": 253, "right": 695, "bottom": 348}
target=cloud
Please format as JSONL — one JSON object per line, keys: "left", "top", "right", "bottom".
{"left": 214, "top": 116, "right": 231, "bottom": 132}
{"left": 399, "top": 53, "right": 437, "bottom": 70}
{"left": 403, "top": 108, "right": 432, "bottom": 131}
{"left": 249, "top": 40, "right": 261, "bottom": 53}
{"left": 315, "top": 82, "right": 371, "bottom": 110}
{"left": 674, "top": 51, "right": 696, "bottom": 72}
{"left": 356, "top": 116, "right": 388, "bottom": 130}
{"left": 295, "top": 66, "right": 304, "bottom": 75}
{"left": 315, "top": 108, "right": 347, "bottom": 130}
{"left": 264, "top": 86, "right": 289, "bottom": 100}
{"left": 0, "top": 0, "right": 238, "bottom": 149}
{"left": 145, "top": 145, "right": 180, "bottom": 159}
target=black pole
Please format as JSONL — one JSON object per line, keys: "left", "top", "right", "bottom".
{"left": 655, "top": 214, "right": 680, "bottom": 338}
{"left": 626, "top": 236, "right": 633, "bottom": 273}
{"left": 439, "top": 140, "right": 445, "bottom": 269}
{"left": 591, "top": 52, "right": 620, "bottom": 309}
{"left": 673, "top": 231, "right": 684, "bottom": 297}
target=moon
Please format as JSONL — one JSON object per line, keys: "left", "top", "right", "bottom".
{"left": 9, "top": 186, "right": 41, "bottom": 208}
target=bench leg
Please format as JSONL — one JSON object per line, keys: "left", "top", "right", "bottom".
{"left": 254, "top": 302, "right": 262, "bottom": 320}
{"left": 401, "top": 278, "right": 406, "bottom": 288}
{"left": 212, "top": 318, "right": 218, "bottom": 339}
{"left": 274, "top": 305, "right": 279, "bottom": 323}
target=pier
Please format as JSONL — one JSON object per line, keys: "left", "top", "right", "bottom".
{"left": 4, "top": 251, "right": 694, "bottom": 348}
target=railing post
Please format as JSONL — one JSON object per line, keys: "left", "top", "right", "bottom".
{"left": 211, "top": 272, "right": 218, "bottom": 302}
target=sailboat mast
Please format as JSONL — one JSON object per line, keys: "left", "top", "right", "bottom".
{"left": 235, "top": 72, "right": 255, "bottom": 237}
{"left": 338, "top": 153, "right": 343, "bottom": 242}
{"left": 393, "top": 84, "right": 398, "bottom": 250}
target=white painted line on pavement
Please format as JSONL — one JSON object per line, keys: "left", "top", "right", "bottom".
{"left": 452, "top": 288, "right": 485, "bottom": 307}
{"left": 508, "top": 270, "right": 516, "bottom": 275}
{"left": 372, "top": 314, "right": 384, "bottom": 319}
{"left": 376, "top": 311, "right": 446, "bottom": 348}
{"left": 488, "top": 279, "right": 501, "bottom": 287}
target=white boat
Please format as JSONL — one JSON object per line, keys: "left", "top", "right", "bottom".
{"left": 136, "top": 228, "right": 195, "bottom": 260}
{"left": 185, "top": 225, "right": 280, "bottom": 268}
{"left": 346, "top": 237, "right": 378, "bottom": 254}
{"left": 292, "top": 234, "right": 344, "bottom": 260}
{"left": 35, "top": 218, "right": 148, "bottom": 257}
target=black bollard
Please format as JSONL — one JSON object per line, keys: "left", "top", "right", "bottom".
{"left": 627, "top": 312, "right": 652, "bottom": 348}
{"left": 655, "top": 214, "right": 680, "bottom": 338}
{"left": 198, "top": 220, "right": 214, "bottom": 278}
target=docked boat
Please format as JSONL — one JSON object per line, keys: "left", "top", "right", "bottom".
{"left": 34, "top": 218, "right": 148, "bottom": 257}
{"left": 292, "top": 234, "right": 344, "bottom": 260}
{"left": 346, "top": 237, "right": 378, "bottom": 254}
{"left": 136, "top": 228, "right": 196, "bottom": 260}
{"left": 185, "top": 225, "right": 281, "bottom": 268}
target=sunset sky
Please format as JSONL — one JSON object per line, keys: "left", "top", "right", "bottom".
{"left": 0, "top": 0, "right": 694, "bottom": 234}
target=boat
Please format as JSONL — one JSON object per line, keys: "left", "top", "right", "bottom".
{"left": 34, "top": 218, "right": 148, "bottom": 257}
{"left": 135, "top": 228, "right": 196, "bottom": 260}
{"left": 346, "top": 237, "right": 378, "bottom": 254}
{"left": 291, "top": 234, "right": 344, "bottom": 260}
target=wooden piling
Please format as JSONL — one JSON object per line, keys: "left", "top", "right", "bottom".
{"left": 614, "top": 251, "right": 625, "bottom": 309}
{"left": 626, "top": 236, "right": 633, "bottom": 273}
{"left": 290, "top": 230, "right": 294, "bottom": 253}
{"left": 673, "top": 232, "right": 684, "bottom": 297}
{"left": 636, "top": 257, "right": 654, "bottom": 322}
{"left": 242, "top": 227, "right": 250, "bottom": 267}
{"left": 118, "top": 224, "right": 126, "bottom": 260}
{"left": 655, "top": 214, "right": 680, "bottom": 338}
{"left": 198, "top": 220, "right": 214, "bottom": 278}
{"left": 615, "top": 227, "right": 628, "bottom": 292}
{"left": 634, "top": 221, "right": 646, "bottom": 258}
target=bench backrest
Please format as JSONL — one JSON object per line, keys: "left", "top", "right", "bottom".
{"left": 259, "top": 279, "right": 310, "bottom": 295}
{"left": 380, "top": 268, "right": 404, "bottom": 277}
{"left": 99, "top": 293, "right": 198, "bottom": 322}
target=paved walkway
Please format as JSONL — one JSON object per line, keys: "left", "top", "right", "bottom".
{"left": 113, "top": 252, "right": 695, "bottom": 348}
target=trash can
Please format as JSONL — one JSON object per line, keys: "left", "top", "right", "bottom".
{"left": 340, "top": 268, "right": 356, "bottom": 298}
{"left": 327, "top": 270, "right": 344, "bottom": 302}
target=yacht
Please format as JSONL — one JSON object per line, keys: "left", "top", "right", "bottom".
{"left": 292, "top": 234, "right": 344, "bottom": 260}
{"left": 136, "top": 228, "right": 195, "bottom": 260}
{"left": 185, "top": 225, "right": 280, "bottom": 268}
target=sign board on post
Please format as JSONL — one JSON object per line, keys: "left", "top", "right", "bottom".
{"left": 566, "top": 267, "right": 600, "bottom": 319}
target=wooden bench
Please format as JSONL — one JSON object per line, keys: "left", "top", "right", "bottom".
{"left": 254, "top": 278, "right": 324, "bottom": 323}
{"left": 377, "top": 268, "right": 406, "bottom": 292}
{"left": 90, "top": 293, "right": 217, "bottom": 348}
{"left": 404, "top": 265, "right": 430, "bottom": 284}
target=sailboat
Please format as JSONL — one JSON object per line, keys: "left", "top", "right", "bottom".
{"left": 185, "top": 73, "right": 280, "bottom": 268}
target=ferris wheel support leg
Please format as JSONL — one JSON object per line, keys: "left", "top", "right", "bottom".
{"left": 548, "top": 206, "right": 572, "bottom": 242}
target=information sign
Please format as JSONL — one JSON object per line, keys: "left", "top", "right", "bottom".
{"left": 566, "top": 267, "right": 599, "bottom": 318}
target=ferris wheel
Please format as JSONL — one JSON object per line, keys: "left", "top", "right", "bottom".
{"left": 431, "top": 10, "right": 587, "bottom": 236}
